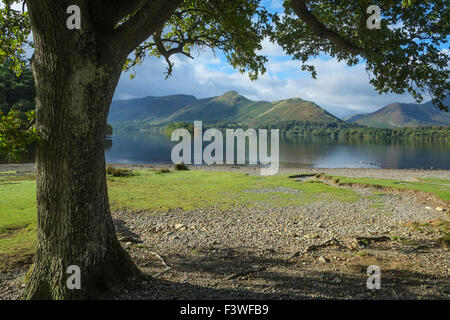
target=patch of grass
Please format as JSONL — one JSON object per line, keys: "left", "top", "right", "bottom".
{"left": 369, "top": 203, "right": 384, "bottom": 209}
{"left": 318, "top": 175, "right": 450, "bottom": 202}
{"left": 403, "top": 220, "right": 450, "bottom": 234}
{"left": 156, "top": 168, "right": 171, "bottom": 174}
{"left": 0, "top": 179, "right": 37, "bottom": 271}
{"left": 302, "top": 179, "right": 325, "bottom": 184}
{"left": 106, "top": 166, "right": 133, "bottom": 177}
{"left": 356, "top": 250, "right": 370, "bottom": 257}
{"left": 174, "top": 163, "right": 189, "bottom": 171}
{"left": 390, "top": 235, "right": 416, "bottom": 245}
{"left": 0, "top": 172, "right": 36, "bottom": 182}
{"left": 107, "top": 170, "right": 359, "bottom": 212}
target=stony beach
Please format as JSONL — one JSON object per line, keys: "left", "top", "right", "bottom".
{"left": 0, "top": 163, "right": 449, "bottom": 299}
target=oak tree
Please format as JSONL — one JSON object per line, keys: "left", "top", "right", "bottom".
{"left": 0, "top": 0, "right": 269, "bottom": 299}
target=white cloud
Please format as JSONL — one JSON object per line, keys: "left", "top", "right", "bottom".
{"left": 257, "top": 38, "right": 286, "bottom": 57}
{"left": 114, "top": 42, "right": 419, "bottom": 118}
{"left": 269, "top": 0, "right": 283, "bottom": 10}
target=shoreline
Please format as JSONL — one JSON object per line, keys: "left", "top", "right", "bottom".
{"left": 1, "top": 163, "right": 450, "bottom": 180}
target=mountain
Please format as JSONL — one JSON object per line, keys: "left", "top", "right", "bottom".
{"left": 343, "top": 113, "right": 368, "bottom": 122}
{"left": 108, "top": 94, "right": 197, "bottom": 123}
{"left": 345, "top": 97, "right": 450, "bottom": 128}
{"left": 109, "top": 91, "right": 341, "bottom": 128}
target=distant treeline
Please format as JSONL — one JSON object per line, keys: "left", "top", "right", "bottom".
{"left": 266, "top": 121, "right": 450, "bottom": 141}
{"left": 163, "top": 120, "right": 450, "bottom": 142}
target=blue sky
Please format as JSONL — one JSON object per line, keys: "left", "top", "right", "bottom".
{"left": 113, "top": 0, "right": 425, "bottom": 118}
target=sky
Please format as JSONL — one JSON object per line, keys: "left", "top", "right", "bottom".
{"left": 113, "top": 0, "right": 424, "bottom": 118}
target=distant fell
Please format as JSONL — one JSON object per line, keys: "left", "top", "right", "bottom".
{"left": 108, "top": 94, "right": 196, "bottom": 123}
{"left": 110, "top": 91, "right": 341, "bottom": 128}
{"left": 345, "top": 96, "right": 450, "bottom": 128}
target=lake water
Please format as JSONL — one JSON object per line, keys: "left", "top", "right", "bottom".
{"left": 104, "top": 131, "right": 450, "bottom": 170}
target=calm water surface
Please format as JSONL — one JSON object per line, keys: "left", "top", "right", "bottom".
{"left": 104, "top": 131, "right": 450, "bottom": 170}
{"left": 3, "top": 131, "right": 448, "bottom": 169}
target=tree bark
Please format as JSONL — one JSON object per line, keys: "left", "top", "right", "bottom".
{"left": 22, "top": 1, "right": 140, "bottom": 299}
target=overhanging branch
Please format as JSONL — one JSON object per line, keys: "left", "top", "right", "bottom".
{"left": 290, "top": 0, "right": 362, "bottom": 55}
{"left": 152, "top": 28, "right": 194, "bottom": 79}
{"left": 112, "top": 0, "right": 182, "bottom": 58}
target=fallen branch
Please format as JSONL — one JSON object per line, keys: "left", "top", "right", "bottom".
{"left": 306, "top": 238, "right": 346, "bottom": 252}
{"left": 150, "top": 251, "right": 172, "bottom": 277}
{"left": 118, "top": 236, "right": 143, "bottom": 243}
{"left": 353, "top": 236, "right": 390, "bottom": 247}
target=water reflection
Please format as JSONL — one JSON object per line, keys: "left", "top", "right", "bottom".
{"left": 103, "top": 131, "right": 450, "bottom": 170}
{"left": 2, "top": 131, "right": 448, "bottom": 169}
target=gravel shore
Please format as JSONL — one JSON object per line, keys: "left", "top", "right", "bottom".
{"left": 3, "top": 162, "right": 450, "bottom": 180}
{"left": 0, "top": 164, "right": 449, "bottom": 299}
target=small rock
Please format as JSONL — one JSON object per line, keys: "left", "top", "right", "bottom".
{"left": 435, "top": 207, "right": 445, "bottom": 212}
{"left": 318, "top": 256, "right": 330, "bottom": 263}
{"left": 304, "top": 233, "right": 320, "bottom": 239}
{"left": 175, "top": 223, "right": 185, "bottom": 230}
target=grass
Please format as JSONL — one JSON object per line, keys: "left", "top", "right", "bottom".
{"left": 0, "top": 169, "right": 358, "bottom": 271}
{"left": 403, "top": 219, "right": 450, "bottom": 234}
{"left": 106, "top": 165, "right": 133, "bottom": 177}
{"left": 369, "top": 203, "right": 384, "bottom": 209}
{"left": 0, "top": 176, "right": 37, "bottom": 270}
{"left": 107, "top": 170, "right": 359, "bottom": 211}
{"left": 317, "top": 174, "right": 450, "bottom": 202}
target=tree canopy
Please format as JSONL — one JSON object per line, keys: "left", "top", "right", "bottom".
{"left": 1, "top": 0, "right": 448, "bottom": 108}
{"left": 0, "top": 60, "right": 34, "bottom": 114}
{"left": 275, "top": 0, "right": 449, "bottom": 110}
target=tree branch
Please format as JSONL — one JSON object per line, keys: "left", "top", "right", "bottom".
{"left": 112, "top": 0, "right": 182, "bottom": 58}
{"left": 152, "top": 28, "right": 193, "bottom": 79}
{"left": 290, "top": 0, "right": 362, "bottom": 55}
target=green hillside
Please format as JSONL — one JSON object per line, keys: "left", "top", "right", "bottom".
{"left": 346, "top": 97, "right": 450, "bottom": 128}
{"left": 108, "top": 94, "right": 196, "bottom": 123}
{"left": 110, "top": 91, "right": 341, "bottom": 129}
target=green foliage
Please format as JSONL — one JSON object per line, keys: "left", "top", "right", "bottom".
{"left": 0, "top": 61, "right": 35, "bottom": 114}
{"left": 0, "top": 108, "right": 37, "bottom": 161}
{"left": 164, "top": 121, "right": 194, "bottom": 137}
{"left": 0, "top": 2, "right": 32, "bottom": 75}
{"left": 274, "top": 0, "right": 450, "bottom": 110}
{"left": 124, "top": 0, "right": 272, "bottom": 80}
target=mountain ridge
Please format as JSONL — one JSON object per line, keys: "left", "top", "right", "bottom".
{"left": 345, "top": 96, "right": 450, "bottom": 128}
{"left": 109, "top": 91, "right": 450, "bottom": 129}
{"left": 109, "top": 91, "right": 341, "bottom": 127}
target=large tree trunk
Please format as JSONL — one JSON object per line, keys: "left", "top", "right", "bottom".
{"left": 22, "top": 1, "right": 140, "bottom": 299}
